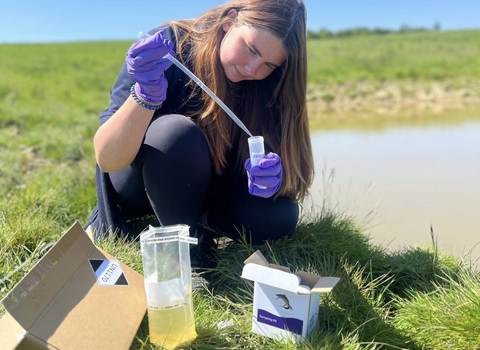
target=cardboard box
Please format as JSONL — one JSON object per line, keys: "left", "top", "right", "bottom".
{"left": 0, "top": 222, "right": 147, "bottom": 350}
{"left": 241, "top": 250, "right": 340, "bottom": 341}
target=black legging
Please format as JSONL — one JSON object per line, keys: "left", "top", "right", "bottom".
{"left": 109, "top": 114, "right": 299, "bottom": 245}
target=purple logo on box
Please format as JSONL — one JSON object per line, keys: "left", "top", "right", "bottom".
{"left": 257, "top": 309, "right": 303, "bottom": 335}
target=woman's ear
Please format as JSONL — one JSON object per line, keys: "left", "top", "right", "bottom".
{"left": 222, "top": 9, "right": 238, "bottom": 32}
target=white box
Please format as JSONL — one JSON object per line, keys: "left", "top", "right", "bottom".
{"left": 241, "top": 250, "right": 340, "bottom": 341}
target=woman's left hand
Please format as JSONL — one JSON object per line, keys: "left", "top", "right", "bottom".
{"left": 244, "top": 152, "right": 283, "bottom": 198}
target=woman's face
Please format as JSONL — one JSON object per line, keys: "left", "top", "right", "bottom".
{"left": 220, "top": 19, "right": 286, "bottom": 83}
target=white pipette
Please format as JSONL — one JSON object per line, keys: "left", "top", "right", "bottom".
{"left": 163, "top": 53, "right": 254, "bottom": 138}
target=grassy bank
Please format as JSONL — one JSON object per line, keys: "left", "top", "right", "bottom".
{"left": 306, "top": 29, "right": 480, "bottom": 125}
{"left": 1, "top": 31, "right": 480, "bottom": 349}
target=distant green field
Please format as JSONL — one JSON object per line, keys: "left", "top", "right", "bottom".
{"left": 2, "top": 29, "right": 479, "bottom": 95}
{"left": 307, "top": 29, "right": 480, "bottom": 83}
{"left": 1, "top": 41, "right": 129, "bottom": 110}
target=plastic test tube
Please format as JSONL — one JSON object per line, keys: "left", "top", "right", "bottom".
{"left": 248, "top": 136, "right": 267, "bottom": 189}
{"left": 248, "top": 136, "right": 265, "bottom": 167}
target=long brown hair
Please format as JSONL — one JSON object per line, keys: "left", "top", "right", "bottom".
{"left": 167, "top": 0, "right": 313, "bottom": 202}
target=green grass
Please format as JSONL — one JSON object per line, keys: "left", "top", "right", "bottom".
{"left": 307, "top": 30, "right": 480, "bottom": 83}
{"left": 1, "top": 31, "right": 480, "bottom": 349}
{"left": 393, "top": 268, "right": 480, "bottom": 349}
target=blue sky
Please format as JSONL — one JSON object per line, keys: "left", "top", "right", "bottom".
{"left": 1, "top": 0, "right": 478, "bottom": 43}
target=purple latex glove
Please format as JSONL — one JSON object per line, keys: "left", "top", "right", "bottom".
{"left": 126, "top": 30, "right": 175, "bottom": 105}
{"left": 244, "top": 152, "right": 283, "bottom": 198}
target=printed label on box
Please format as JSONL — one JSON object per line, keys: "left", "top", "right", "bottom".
{"left": 257, "top": 309, "right": 303, "bottom": 335}
{"left": 89, "top": 259, "right": 129, "bottom": 286}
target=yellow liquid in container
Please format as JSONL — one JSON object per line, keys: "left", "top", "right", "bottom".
{"left": 147, "top": 297, "right": 197, "bottom": 349}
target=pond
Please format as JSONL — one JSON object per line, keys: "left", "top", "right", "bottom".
{"left": 305, "top": 111, "right": 480, "bottom": 267}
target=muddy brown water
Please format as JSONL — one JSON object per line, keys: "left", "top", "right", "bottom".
{"left": 304, "top": 114, "right": 480, "bottom": 267}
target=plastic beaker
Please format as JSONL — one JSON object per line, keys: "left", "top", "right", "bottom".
{"left": 140, "top": 225, "right": 198, "bottom": 349}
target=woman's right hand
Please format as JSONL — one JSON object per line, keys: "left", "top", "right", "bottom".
{"left": 126, "top": 30, "right": 175, "bottom": 105}
{"left": 94, "top": 31, "right": 176, "bottom": 173}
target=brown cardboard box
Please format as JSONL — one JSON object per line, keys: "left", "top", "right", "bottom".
{"left": 0, "top": 222, "right": 147, "bottom": 350}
